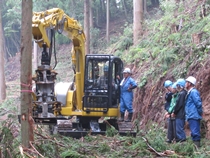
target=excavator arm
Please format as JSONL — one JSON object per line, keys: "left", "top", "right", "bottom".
{"left": 32, "top": 8, "right": 85, "bottom": 112}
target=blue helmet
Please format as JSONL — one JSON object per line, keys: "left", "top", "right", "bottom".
{"left": 171, "top": 82, "right": 177, "bottom": 89}
{"left": 163, "top": 80, "right": 173, "bottom": 88}
{"left": 176, "top": 78, "right": 186, "bottom": 88}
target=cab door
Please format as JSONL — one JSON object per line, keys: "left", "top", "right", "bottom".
{"left": 83, "top": 55, "right": 123, "bottom": 113}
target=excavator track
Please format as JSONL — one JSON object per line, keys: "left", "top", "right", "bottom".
{"left": 118, "top": 121, "right": 136, "bottom": 136}
{"left": 53, "top": 119, "right": 136, "bottom": 138}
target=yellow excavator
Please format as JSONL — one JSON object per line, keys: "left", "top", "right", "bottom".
{"left": 31, "top": 8, "right": 135, "bottom": 137}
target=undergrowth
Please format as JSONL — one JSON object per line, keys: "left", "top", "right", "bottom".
{"left": 0, "top": 118, "right": 209, "bottom": 157}
{"left": 112, "top": 0, "right": 210, "bottom": 88}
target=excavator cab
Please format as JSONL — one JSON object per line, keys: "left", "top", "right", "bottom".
{"left": 83, "top": 55, "right": 123, "bottom": 113}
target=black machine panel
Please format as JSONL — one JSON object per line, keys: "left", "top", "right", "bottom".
{"left": 83, "top": 55, "right": 123, "bottom": 112}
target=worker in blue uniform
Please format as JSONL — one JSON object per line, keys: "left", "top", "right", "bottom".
{"left": 119, "top": 68, "right": 137, "bottom": 122}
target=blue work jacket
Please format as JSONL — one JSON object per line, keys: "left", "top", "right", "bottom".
{"left": 185, "top": 88, "right": 202, "bottom": 121}
{"left": 120, "top": 76, "right": 137, "bottom": 101}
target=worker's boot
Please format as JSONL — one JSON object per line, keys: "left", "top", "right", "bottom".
{"left": 125, "top": 113, "right": 133, "bottom": 122}
{"left": 118, "top": 113, "right": 124, "bottom": 122}
{"left": 193, "top": 141, "right": 201, "bottom": 148}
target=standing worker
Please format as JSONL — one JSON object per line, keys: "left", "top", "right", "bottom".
{"left": 164, "top": 82, "right": 178, "bottom": 143}
{"left": 163, "top": 80, "right": 173, "bottom": 112}
{"left": 172, "top": 78, "right": 187, "bottom": 142}
{"left": 163, "top": 80, "right": 173, "bottom": 142}
{"left": 185, "top": 76, "right": 202, "bottom": 147}
{"left": 119, "top": 68, "right": 137, "bottom": 122}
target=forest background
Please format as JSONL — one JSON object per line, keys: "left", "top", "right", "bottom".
{"left": 1, "top": 0, "right": 210, "bottom": 157}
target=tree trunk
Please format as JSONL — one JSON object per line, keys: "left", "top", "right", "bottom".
{"left": 33, "top": 41, "right": 38, "bottom": 72}
{"left": 0, "top": 7, "right": 6, "bottom": 101}
{"left": 133, "top": 0, "right": 143, "bottom": 45}
{"left": 106, "top": 0, "right": 110, "bottom": 43}
{"left": 144, "top": 0, "right": 147, "bottom": 13}
{"left": 89, "top": 0, "right": 94, "bottom": 54}
{"left": 84, "top": 0, "right": 90, "bottom": 54}
{"left": 20, "top": 0, "right": 34, "bottom": 147}
{"left": 90, "top": 0, "right": 93, "bottom": 28}
{"left": 101, "top": 0, "right": 106, "bottom": 23}
{"left": 122, "top": 0, "right": 128, "bottom": 21}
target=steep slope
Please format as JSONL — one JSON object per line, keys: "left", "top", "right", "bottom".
{"left": 129, "top": 0, "right": 210, "bottom": 139}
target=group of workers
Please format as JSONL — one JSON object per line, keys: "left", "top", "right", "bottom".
{"left": 163, "top": 76, "right": 203, "bottom": 148}
{"left": 99, "top": 64, "right": 203, "bottom": 148}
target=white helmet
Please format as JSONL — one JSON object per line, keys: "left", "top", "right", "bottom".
{"left": 123, "top": 68, "right": 131, "bottom": 74}
{"left": 186, "top": 76, "right": 196, "bottom": 85}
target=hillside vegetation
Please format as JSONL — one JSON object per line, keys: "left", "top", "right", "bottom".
{"left": 112, "top": 0, "right": 210, "bottom": 138}
{"left": 2, "top": 0, "right": 210, "bottom": 157}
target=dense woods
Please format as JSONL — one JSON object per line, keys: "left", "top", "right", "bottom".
{"left": 1, "top": 0, "right": 160, "bottom": 58}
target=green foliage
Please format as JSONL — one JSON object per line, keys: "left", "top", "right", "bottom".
{"left": 118, "top": 0, "right": 210, "bottom": 84}
{"left": 137, "top": 68, "right": 155, "bottom": 88}
{"left": 0, "top": 98, "right": 18, "bottom": 113}
{"left": 173, "top": 142, "right": 195, "bottom": 156}
{"left": 0, "top": 119, "right": 20, "bottom": 158}
{"left": 138, "top": 75, "right": 147, "bottom": 88}
{"left": 105, "top": 125, "right": 118, "bottom": 137}
{"left": 90, "top": 27, "right": 101, "bottom": 51}
{"left": 97, "top": 142, "right": 111, "bottom": 153}
{"left": 61, "top": 150, "right": 84, "bottom": 158}
{"left": 55, "top": 33, "right": 70, "bottom": 45}
{"left": 117, "top": 24, "right": 133, "bottom": 51}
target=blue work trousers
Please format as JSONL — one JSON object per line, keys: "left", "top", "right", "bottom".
{"left": 167, "top": 118, "right": 176, "bottom": 141}
{"left": 188, "top": 119, "right": 201, "bottom": 141}
{"left": 175, "top": 118, "right": 186, "bottom": 141}
{"left": 120, "top": 97, "right": 133, "bottom": 113}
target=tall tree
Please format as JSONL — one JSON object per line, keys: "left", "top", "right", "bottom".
{"left": 106, "top": 0, "right": 110, "bottom": 43}
{"left": 20, "top": 0, "right": 34, "bottom": 147}
{"left": 84, "top": 0, "right": 90, "bottom": 54}
{"left": 144, "top": 0, "right": 147, "bottom": 13}
{"left": 0, "top": 3, "right": 6, "bottom": 101}
{"left": 122, "top": 0, "right": 128, "bottom": 21}
{"left": 133, "top": 0, "right": 143, "bottom": 45}
{"left": 89, "top": 0, "right": 93, "bottom": 29}
{"left": 33, "top": 41, "right": 38, "bottom": 72}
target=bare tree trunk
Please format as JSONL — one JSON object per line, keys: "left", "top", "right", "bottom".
{"left": 84, "top": 0, "right": 90, "bottom": 54}
{"left": 0, "top": 7, "right": 6, "bottom": 101}
{"left": 20, "top": 0, "right": 34, "bottom": 147}
{"left": 33, "top": 41, "right": 38, "bottom": 72}
{"left": 133, "top": 0, "right": 143, "bottom": 45}
{"left": 144, "top": 0, "right": 147, "bottom": 13}
{"left": 90, "top": 0, "right": 93, "bottom": 28}
{"left": 106, "top": 0, "right": 110, "bottom": 43}
{"left": 122, "top": 0, "right": 128, "bottom": 21}
{"left": 101, "top": 0, "right": 106, "bottom": 23}
{"left": 89, "top": 0, "right": 94, "bottom": 54}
